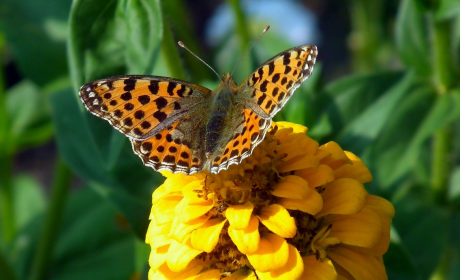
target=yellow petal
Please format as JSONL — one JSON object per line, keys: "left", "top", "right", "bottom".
{"left": 175, "top": 198, "right": 213, "bottom": 223}
{"left": 318, "top": 142, "right": 352, "bottom": 169}
{"left": 328, "top": 247, "right": 387, "bottom": 280}
{"left": 149, "top": 245, "right": 169, "bottom": 270}
{"left": 334, "top": 152, "right": 373, "bottom": 183}
{"left": 271, "top": 175, "right": 310, "bottom": 199}
{"left": 170, "top": 215, "right": 211, "bottom": 243}
{"left": 228, "top": 215, "right": 260, "bottom": 254}
{"left": 256, "top": 244, "right": 304, "bottom": 280}
{"left": 156, "top": 259, "right": 204, "bottom": 280}
{"left": 276, "top": 121, "right": 308, "bottom": 133}
{"left": 258, "top": 204, "right": 297, "bottom": 238}
{"left": 226, "top": 268, "right": 258, "bottom": 280}
{"left": 147, "top": 222, "right": 173, "bottom": 249}
{"left": 277, "top": 154, "right": 319, "bottom": 173}
{"left": 226, "top": 201, "right": 254, "bottom": 230}
{"left": 296, "top": 164, "right": 335, "bottom": 189}
{"left": 246, "top": 233, "right": 289, "bottom": 272}
{"left": 365, "top": 195, "right": 395, "bottom": 219}
{"left": 278, "top": 190, "right": 323, "bottom": 215}
{"left": 154, "top": 196, "right": 182, "bottom": 225}
{"left": 325, "top": 208, "right": 382, "bottom": 249}
{"left": 301, "top": 255, "right": 337, "bottom": 280}
{"left": 316, "top": 178, "right": 367, "bottom": 217}
{"left": 166, "top": 238, "right": 203, "bottom": 272}
{"left": 191, "top": 218, "right": 226, "bottom": 252}
{"left": 162, "top": 173, "right": 200, "bottom": 194}
{"left": 182, "top": 180, "right": 207, "bottom": 204}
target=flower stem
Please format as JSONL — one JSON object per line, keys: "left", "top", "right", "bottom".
{"left": 432, "top": 19, "right": 454, "bottom": 94}
{"left": 348, "top": 0, "right": 383, "bottom": 73}
{"left": 431, "top": 18, "right": 454, "bottom": 203}
{"left": 0, "top": 153, "right": 14, "bottom": 244}
{"left": 28, "top": 158, "right": 71, "bottom": 280}
{"left": 0, "top": 39, "right": 15, "bottom": 245}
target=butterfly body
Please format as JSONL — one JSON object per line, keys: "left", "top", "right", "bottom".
{"left": 79, "top": 45, "right": 318, "bottom": 174}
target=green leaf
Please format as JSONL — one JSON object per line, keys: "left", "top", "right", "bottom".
{"left": 318, "top": 71, "right": 404, "bottom": 139}
{"left": 371, "top": 84, "right": 435, "bottom": 188}
{"left": 387, "top": 89, "right": 460, "bottom": 185}
{"left": 50, "top": 87, "right": 160, "bottom": 237}
{"left": 68, "top": 0, "right": 162, "bottom": 89}
{"left": 11, "top": 175, "right": 46, "bottom": 231}
{"left": 54, "top": 238, "right": 137, "bottom": 280}
{"left": 384, "top": 241, "right": 419, "bottom": 280}
{"left": 124, "top": 0, "right": 162, "bottom": 74}
{"left": 393, "top": 190, "right": 449, "bottom": 279}
{"left": 436, "top": 0, "right": 460, "bottom": 19}
{"left": 395, "top": 0, "right": 431, "bottom": 75}
{"left": 0, "top": 0, "right": 71, "bottom": 85}
{"left": 338, "top": 72, "right": 416, "bottom": 153}
{"left": 6, "top": 81, "right": 53, "bottom": 152}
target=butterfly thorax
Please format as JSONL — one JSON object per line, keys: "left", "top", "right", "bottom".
{"left": 205, "top": 73, "right": 239, "bottom": 159}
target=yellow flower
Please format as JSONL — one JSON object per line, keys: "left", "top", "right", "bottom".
{"left": 146, "top": 122, "right": 395, "bottom": 280}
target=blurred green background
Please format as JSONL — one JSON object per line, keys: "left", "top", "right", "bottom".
{"left": 1, "top": 0, "right": 460, "bottom": 279}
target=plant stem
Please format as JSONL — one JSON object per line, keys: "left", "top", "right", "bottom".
{"left": 28, "top": 158, "right": 71, "bottom": 280}
{"left": 432, "top": 20, "right": 454, "bottom": 94}
{"left": 349, "top": 0, "right": 382, "bottom": 73}
{"left": 0, "top": 36, "right": 15, "bottom": 245}
{"left": 431, "top": 127, "right": 451, "bottom": 203}
{"left": 0, "top": 153, "right": 14, "bottom": 245}
{"left": 430, "top": 18, "right": 454, "bottom": 204}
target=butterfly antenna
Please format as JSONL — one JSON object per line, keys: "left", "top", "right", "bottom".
{"left": 178, "top": 41, "right": 223, "bottom": 82}
{"left": 231, "top": 25, "right": 270, "bottom": 76}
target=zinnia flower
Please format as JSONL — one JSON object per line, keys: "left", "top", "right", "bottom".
{"left": 146, "top": 122, "right": 395, "bottom": 280}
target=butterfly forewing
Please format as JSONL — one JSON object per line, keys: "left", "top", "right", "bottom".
{"left": 237, "top": 45, "right": 317, "bottom": 119}
{"left": 79, "top": 75, "right": 212, "bottom": 140}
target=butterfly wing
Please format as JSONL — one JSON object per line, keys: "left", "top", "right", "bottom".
{"left": 236, "top": 45, "right": 318, "bottom": 119}
{"left": 209, "top": 108, "right": 270, "bottom": 173}
{"left": 79, "top": 75, "right": 212, "bottom": 174}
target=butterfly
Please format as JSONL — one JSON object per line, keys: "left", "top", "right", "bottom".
{"left": 79, "top": 44, "right": 317, "bottom": 175}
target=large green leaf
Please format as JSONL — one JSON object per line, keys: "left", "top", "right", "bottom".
{"left": 337, "top": 72, "right": 416, "bottom": 153}
{"left": 370, "top": 84, "right": 435, "bottom": 188}
{"left": 6, "top": 187, "right": 142, "bottom": 280}
{"left": 0, "top": 0, "right": 71, "bottom": 85}
{"left": 317, "top": 71, "right": 404, "bottom": 140}
{"left": 393, "top": 189, "right": 450, "bottom": 279}
{"left": 68, "top": 0, "right": 162, "bottom": 88}
{"left": 395, "top": 0, "right": 431, "bottom": 75}
{"left": 386, "top": 89, "right": 460, "bottom": 185}
{"left": 50, "top": 87, "right": 161, "bottom": 237}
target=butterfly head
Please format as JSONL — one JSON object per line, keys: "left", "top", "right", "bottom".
{"left": 219, "top": 73, "right": 238, "bottom": 91}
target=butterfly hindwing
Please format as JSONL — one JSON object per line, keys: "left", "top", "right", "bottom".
{"left": 210, "top": 109, "right": 271, "bottom": 173}
{"left": 79, "top": 75, "right": 212, "bottom": 140}
{"left": 131, "top": 114, "right": 208, "bottom": 174}
{"left": 237, "top": 45, "right": 317, "bottom": 118}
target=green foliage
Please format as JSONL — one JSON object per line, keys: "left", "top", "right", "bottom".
{"left": 1, "top": 0, "right": 460, "bottom": 279}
